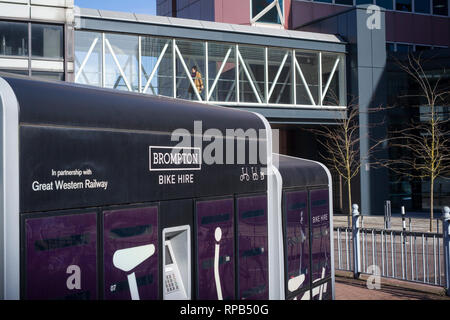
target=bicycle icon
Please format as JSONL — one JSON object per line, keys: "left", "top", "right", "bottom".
{"left": 240, "top": 167, "right": 250, "bottom": 181}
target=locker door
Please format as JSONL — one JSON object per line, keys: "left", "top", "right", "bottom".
{"left": 195, "top": 198, "right": 235, "bottom": 300}
{"left": 24, "top": 211, "right": 98, "bottom": 300}
{"left": 103, "top": 205, "right": 159, "bottom": 300}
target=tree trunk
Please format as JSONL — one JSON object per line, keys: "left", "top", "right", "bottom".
{"left": 347, "top": 179, "right": 352, "bottom": 228}
{"left": 430, "top": 178, "right": 434, "bottom": 232}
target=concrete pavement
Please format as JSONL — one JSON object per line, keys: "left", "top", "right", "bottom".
{"left": 335, "top": 275, "right": 450, "bottom": 300}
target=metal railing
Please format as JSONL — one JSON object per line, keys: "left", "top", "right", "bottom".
{"left": 334, "top": 205, "right": 450, "bottom": 293}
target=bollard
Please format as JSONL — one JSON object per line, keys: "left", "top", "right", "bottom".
{"left": 401, "top": 206, "right": 406, "bottom": 232}
{"left": 443, "top": 206, "right": 450, "bottom": 296}
{"left": 352, "top": 204, "right": 361, "bottom": 278}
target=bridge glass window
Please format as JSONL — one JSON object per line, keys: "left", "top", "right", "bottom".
{"left": 141, "top": 36, "right": 173, "bottom": 97}
{"left": 75, "top": 31, "right": 102, "bottom": 87}
{"left": 0, "top": 21, "right": 28, "bottom": 56}
{"left": 104, "top": 33, "right": 139, "bottom": 92}
{"left": 322, "top": 53, "right": 343, "bottom": 106}
{"left": 175, "top": 39, "right": 205, "bottom": 101}
{"left": 31, "top": 23, "right": 63, "bottom": 59}
{"left": 268, "top": 48, "right": 292, "bottom": 105}
{"left": 433, "top": 0, "right": 448, "bottom": 15}
{"left": 208, "top": 42, "right": 236, "bottom": 103}
{"left": 238, "top": 45, "right": 265, "bottom": 103}
{"left": 355, "top": 0, "right": 373, "bottom": 4}
{"left": 295, "top": 51, "right": 319, "bottom": 106}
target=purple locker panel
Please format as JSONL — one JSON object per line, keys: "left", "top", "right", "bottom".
{"left": 103, "top": 206, "right": 159, "bottom": 300}
{"left": 312, "top": 279, "right": 332, "bottom": 300}
{"left": 237, "top": 195, "right": 268, "bottom": 300}
{"left": 25, "top": 212, "right": 97, "bottom": 300}
{"left": 310, "top": 189, "right": 331, "bottom": 283}
{"left": 284, "top": 191, "right": 309, "bottom": 293}
{"left": 196, "top": 198, "right": 235, "bottom": 300}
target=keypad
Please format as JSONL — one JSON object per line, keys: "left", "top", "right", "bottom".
{"left": 165, "top": 273, "right": 180, "bottom": 293}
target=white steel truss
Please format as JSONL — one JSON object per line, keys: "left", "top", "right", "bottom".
{"left": 74, "top": 33, "right": 346, "bottom": 110}
{"left": 251, "top": 0, "right": 285, "bottom": 27}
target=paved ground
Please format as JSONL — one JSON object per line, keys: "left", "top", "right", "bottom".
{"left": 335, "top": 276, "right": 450, "bottom": 300}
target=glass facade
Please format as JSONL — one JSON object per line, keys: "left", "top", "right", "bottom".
{"left": 0, "top": 21, "right": 65, "bottom": 78}
{"left": 74, "top": 31, "right": 346, "bottom": 108}
{"left": 31, "top": 24, "right": 64, "bottom": 59}
{"left": 433, "top": 0, "right": 449, "bottom": 15}
{"left": 386, "top": 50, "right": 450, "bottom": 212}
{"left": 0, "top": 21, "right": 28, "bottom": 56}
{"left": 415, "top": 0, "right": 431, "bottom": 13}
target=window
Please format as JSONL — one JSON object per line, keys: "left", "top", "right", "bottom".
{"left": 377, "top": 0, "right": 394, "bottom": 9}
{"left": 415, "top": 45, "right": 432, "bottom": 52}
{"left": 335, "top": 0, "right": 353, "bottom": 4}
{"left": 396, "top": 43, "right": 413, "bottom": 53}
{"left": 315, "top": 0, "right": 333, "bottom": 3}
{"left": 415, "top": 0, "right": 431, "bottom": 13}
{"left": 31, "top": 71, "right": 64, "bottom": 81}
{"left": 251, "top": 0, "right": 284, "bottom": 25}
{"left": 433, "top": 0, "right": 448, "bottom": 15}
{"left": 0, "top": 21, "right": 28, "bottom": 56}
{"left": 396, "top": 0, "right": 412, "bottom": 11}
{"left": 355, "top": 0, "right": 373, "bottom": 5}
{"left": 386, "top": 42, "right": 395, "bottom": 52}
{"left": 0, "top": 69, "right": 28, "bottom": 75}
{"left": 32, "top": 24, "right": 64, "bottom": 59}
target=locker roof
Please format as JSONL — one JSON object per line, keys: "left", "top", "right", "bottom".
{"left": 277, "top": 154, "right": 329, "bottom": 188}
{"left": 1, "top": 74, "right": 265, "bottom": 133}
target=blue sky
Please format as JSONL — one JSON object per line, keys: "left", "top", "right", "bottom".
{"left": 75, "top": 0, "right": 156, "bottom": 15}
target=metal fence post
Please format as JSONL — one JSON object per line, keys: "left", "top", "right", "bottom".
{"left": 384, "top": 200, "right": 391, "bottom": 229}
{"left": 352, "top": 204, "right": 361, "bottom": 278}
{"left": 443, "top": 206, "right": 450, "bottom": 296}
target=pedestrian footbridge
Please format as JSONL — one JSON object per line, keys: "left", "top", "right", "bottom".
{"left": 74, "top": 8, "right": 347, "bottom": 122}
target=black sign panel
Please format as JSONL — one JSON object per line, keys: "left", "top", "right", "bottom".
{"left": 20, "top": 125, "right": 267, "bottom": 213}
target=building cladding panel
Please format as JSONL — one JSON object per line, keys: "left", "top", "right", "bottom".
{"left": 160, "top": 0, "right": 450, "bottom": 48}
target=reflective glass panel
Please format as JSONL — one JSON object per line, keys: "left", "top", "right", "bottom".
{"left": 433, "top": 0, "right": 448, "bottom": 15}
{"left": 104, "top": 33, "right": 139, "bottom": 92}
{"left": 0, "top": 21, "right": 28, "bottom": 56}
{"left": 268, "top": 48, "right": 291, "bottom": 104}
{"left": 238, "top": 45, "right": 265, "bottom": 103}
{"left": 74, "top": 31, "right": 102, "bottom": 87}
{"left": 208, "top": 42, "right": 236, "bottom": 102}
{"left": 175, "top": 39, "right": 205, "bottom": 101}
{"left": 322, "top": 53, "right": 341, "bottom": 106}
{"left": 295, "top": 51, "right": 319, "bottom": 106}
{"left": 32, "top": 23, "right": 63, "bottom": 59}
{"left": 141, "top": 36, "right": 173, "bottom": 97}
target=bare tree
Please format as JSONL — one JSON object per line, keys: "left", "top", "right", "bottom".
{"left": 381, "top": 53, "right": 450, "bottom": 232}
{"left": 310, "top": 96, "right": 384, "bottom": 226}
